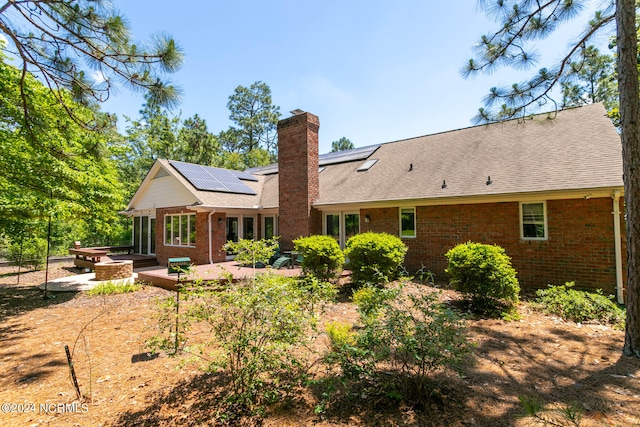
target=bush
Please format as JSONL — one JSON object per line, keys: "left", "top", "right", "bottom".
{"left": 86, "top": 281, "right": 142, "bottom": 296}
{"left": 222, "top": 237, "right": 279, "bottom": 268}
{"left": 149, "top": 273, "right": 334, "bottom": 419}
{"left": 325, "top": 283, "right": 473, "bottom": 401}
{"left": 535, "top": 282, "right": 625, "bottom": 326}
{"left": 6, "top": 237, "right": 48, "bottom": 270}
{"left": 344, "top": 232, "right": 407, "bottom": 285}
{"left": 293, "top": 235, "right": 344, "bottom": 281}
{"left": 445, "top": 242, "right": 520, "bottom": 313}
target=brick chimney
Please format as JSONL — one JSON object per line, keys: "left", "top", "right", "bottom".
{"left": 277, "top": 111, "right": 320, "bottom": 250}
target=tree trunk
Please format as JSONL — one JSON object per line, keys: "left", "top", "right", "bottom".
{"left": 617, "top": 0, "right": 640, "bottom": 357}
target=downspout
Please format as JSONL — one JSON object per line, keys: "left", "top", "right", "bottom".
{"left": 208, "top": 210, "right": 216, "bottom": 265}
{"left": 613, "top": 190, "right": 624, "bottom": 304}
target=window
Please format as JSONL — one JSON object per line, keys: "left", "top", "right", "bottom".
{"left": 521, "top": 202, "right": 547, "bottom": 240}
{"left": 243, "top": 217, "right": 254, "bottom": 240}
{"left": 400, "top": 208, "right": 416, "bottom": 238}
{"left": 326, "top": 214, "right": 340, "bottom": 244}
{"left": 165, "top": 213, "right": 196, "bottom": 246}
{"left": 344, "top": 213, "right": 360, "bottom": 242}
{"left": 324, "top": 212, "right": 360, "bottom": 248}
{"left": 263, "top": 216, "right": 276, "bottom": 239}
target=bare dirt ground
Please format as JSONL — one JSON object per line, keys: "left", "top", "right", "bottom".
{"left": 0, "top": 262, "right": 638, "bottom": 427}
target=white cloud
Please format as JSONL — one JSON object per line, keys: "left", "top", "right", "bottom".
{"left": 90, "top": 70, "right": 107, "bottom": 84}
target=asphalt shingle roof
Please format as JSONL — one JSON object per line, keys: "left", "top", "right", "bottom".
{"left": 312, "top": 103, "right": 622, "bottom": 206}
{"left": 134, "top": 103, "right": 622, "bottom": 211}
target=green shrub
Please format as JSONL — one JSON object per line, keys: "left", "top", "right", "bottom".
{"left": 445, "top": 242, "right": 520, "bottom": 313}
{"left": 86, "top": 281, "right": 142, "bottom": 296}
{"left": 293, "top": 235, "right": 344, "bottom": 281}
{"left": 149, "top": 273, "right": 333, "bottom": 419}
{"left": 344, "top": 232, "right": 408, "bottom": 285}
{"left": 6, "top": 237, "right": 48, "bottom": 270}
{"left": 325, "top": 284, "right": 473, "bottom": 401}
{"left": 222, "top": 237, "right": 279, "bottom": 268}
{"left": 535, "top": 282, "right": 625, "bottom": 326}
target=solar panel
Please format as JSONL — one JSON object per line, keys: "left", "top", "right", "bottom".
{"left": 319, "top": 144, "right": 380, "bottom": 166}
{"left": 246, "top": 144, "right": 381, "bottom": 175}
{"left": 231, "top": 169, "right": 259, "bottom": 182}
{"left": 170, "top": 161, "right": 257, "bottom": 195}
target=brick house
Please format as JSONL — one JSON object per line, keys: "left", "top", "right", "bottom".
{"left": 125, "top": 103, "right": 625, "bottom": 300}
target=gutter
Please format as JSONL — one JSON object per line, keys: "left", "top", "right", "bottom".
{"left": 613, "top": 190, "right": 624, "bottom": 304}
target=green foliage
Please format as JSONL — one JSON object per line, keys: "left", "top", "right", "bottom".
{"left": 344, "top": 232, "right": 408, "bottom": 285}
{"left": 462, "top": 0, "right": 616, "bottom": 124}
{"left": 325, "top": 322, "right": 356, "bottom": 347}
{"left": 293, "top": 235, "right": 345, "bottom": 281}
{"left": 518, "top": 395, "right": 584, "bottom": 426}
{"left": 561, "top": 46, "right": 618, "bottom": 112}
{"left": 325, "top": 284, "right": 473, "bottom": 401}
{"left": 86, "top": 281, "right": 142, "bottom": 296}
{"left": 220, "top": 81, "right": 281, "bottom": 163}
{"left": 149, "top": 273, "right": 333, "bottom": 418}
{"left": 445, "top": 242, "right": 520, "bottom": 313}
{"left": 535, "top": 282, "right": 625, "bottom": 327}
{"left": 0, "top": 52, "right": 127, "bottom": 248}
{"left": 0, "top": 0, "right": 183, "bottom": 128}
{"left": 5, "top": 237, "right": 47, "bottom": 270}
{"left": 330, "top": 137, "right": 355, "bottom": 152}
{"left": 223, "top": 237, "right": 279, "bottom": 269}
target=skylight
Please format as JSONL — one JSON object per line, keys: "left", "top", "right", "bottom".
{"left": 357, "top": 159, "right": 378, "bottom": 172}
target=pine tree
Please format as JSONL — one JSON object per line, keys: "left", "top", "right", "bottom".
{"left": 463, "top": 0, "right": 639, "bottom": 357}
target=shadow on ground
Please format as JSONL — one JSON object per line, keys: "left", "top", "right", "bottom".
{"left": 109, "top": 314, "right": 639, "bottom": 427}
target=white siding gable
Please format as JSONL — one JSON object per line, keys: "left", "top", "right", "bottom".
{"left": 135, "top": 174, "right": 197, "bottom": 209}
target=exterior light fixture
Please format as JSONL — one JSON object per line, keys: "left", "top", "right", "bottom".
{"left": 365, "top": 215, "right": 371, "bottom": 223}
{"left": 441, "top": 180, "right": 447, "bottom": 189}
{"left": 486, "top": 176, "right": 492, "bottom": 185}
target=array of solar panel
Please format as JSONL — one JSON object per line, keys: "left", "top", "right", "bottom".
{"left": 246, "top": 144, "right": 381, "bottom": 175}
{"left": 319, "top": 144, "right": 380, "bottom": 166}
{"left": 170, "top": 161, "right": 257, "bottom": 195}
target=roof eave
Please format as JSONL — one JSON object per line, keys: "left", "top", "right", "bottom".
{"left": 312, "top": 186, "right": 624, "bottom": 211}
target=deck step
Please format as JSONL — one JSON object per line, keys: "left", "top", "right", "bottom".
{"left": 133, "top": 258, "right": 158, "bottom": 269}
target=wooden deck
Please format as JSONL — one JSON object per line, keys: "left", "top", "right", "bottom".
{"left": 136, "top": 261, "right": 303, "bottom": 290}
{"left": 69, "top": 246, "right": 158, "bottom": 269}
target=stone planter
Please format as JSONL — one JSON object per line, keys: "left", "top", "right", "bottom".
{"left": 94, "top": 260, "right": 133, "bottom": 281}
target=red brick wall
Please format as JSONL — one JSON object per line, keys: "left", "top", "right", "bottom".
{"left": 361, "top": 197, "right": 625, "bottom": 294}
{"left": 277, "top": 112, "right": 320, "bottom": 250}
{"left": 155, "top": 208, "right": 227, "bottom": 266}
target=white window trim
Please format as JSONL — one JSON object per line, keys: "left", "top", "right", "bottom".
{"left": 399, "top": 207, "right": 416, "bottom": 239}
{"left": 323, "top": 211, "right": 360, "bottom": 249}
{"left": 519, "top": 201, "right": 548, "bottom": 241}
{"left": 227, "top": 214, "right": 257, "bottom": 241}
{"left": 164, "top": 213, "right": 196, "bottom": 247}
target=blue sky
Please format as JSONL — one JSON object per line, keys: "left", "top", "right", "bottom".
{"left": 103, "top": 1, "right": 613, "bottom": 154}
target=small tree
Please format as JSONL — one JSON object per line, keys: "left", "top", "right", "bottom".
{"left": 445, "top": 242, "right": 520, "bottom": 313}
{"left": 149, "top": 273, "right": 334, "bottom": 419}
{"left": 325, "top": 283, "right": 473, "bottom": 401}
{"left": 344, "top": 232, "right": 407, "bottom": 285}
{"left": 293, "top": 235, "right": 344, "bottom": 281}
{"left": 223, "top": 237, "right": 279, "bottom": 277}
